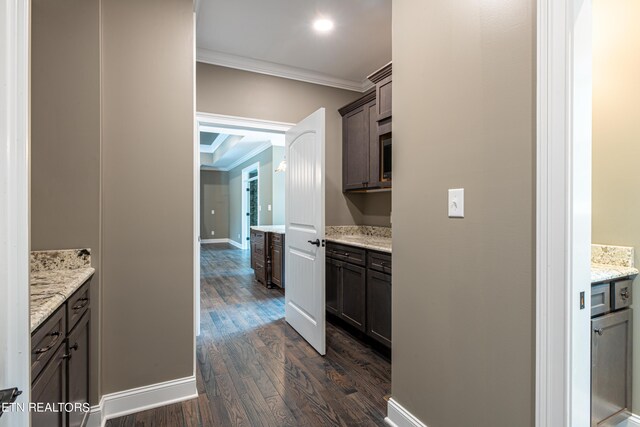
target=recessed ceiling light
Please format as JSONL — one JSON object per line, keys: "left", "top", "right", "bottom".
{"left": 313, "top": 18, "right": 334, "bottom": 33}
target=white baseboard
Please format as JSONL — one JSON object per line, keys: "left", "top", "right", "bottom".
{"left": 86, "top": 376, "right": 197, "bottom": 427}
{"left": 228, "top": 239, "right": 244, "bottom": 249}
{"left": 617, "top": 414, "right": 640, "bottom": 427}
{"left": 200, "top": 238, "right": 228, "bottom": 244}
{"left": 385, "top": 398, "right": 428, "bottom": 427}
{"left": 201, "top": 238, "right": 245, "bottom": 249}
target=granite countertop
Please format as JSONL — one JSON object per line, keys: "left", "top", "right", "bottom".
{"left": 590, "top": 244, "right": 639, "bottom": 284}
{"left": 325, "top": 225, "right": 392, "bottom": 253}
{"left": 30, "top": 249, "right": 95, "bottom": 332}
{"left": 250, "top": 225, "right": 285, "bottom": 234}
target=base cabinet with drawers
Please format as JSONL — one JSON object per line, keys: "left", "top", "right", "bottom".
{"left": 250, "top": 229, "right": 285, "bottom": 289}
{"left": 32, "top": 279, "right": 91, "bottom": 427}
{"left": 326, "top": 242, "right": 391, "bottom": 347}
{"left": 590, "top": 277, "right": 634, "bottom": 427}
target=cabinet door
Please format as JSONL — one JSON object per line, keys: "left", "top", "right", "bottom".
{"left": 592, "top": 309, "right": 632, "bottom": 426}
{"left": 326, "top": 257, "right": 342, "bottom": 316}
{"left": 340, "top": 263, "right": 366, "bottom": 331}
{"left": 32, "top": 343, "right": 67, "bottom": 427}
{"left": 272, "top": 242, "right": 283, "bottom": 288}
{"left": 376, "top": 76, "right": 392, "bottom": 121}
{"left": 367, "top": 270, "right": 392, "bottom": 347}
{"left": 68, "top": 311, "right": 90, "bottom": 427}
{"left": 342, "top": 104, "right": 372, "bottom": 191}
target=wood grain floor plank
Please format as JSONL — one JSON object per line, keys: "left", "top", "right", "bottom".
{"left": 106, "top": 243, "right": 391, "bottom": 427}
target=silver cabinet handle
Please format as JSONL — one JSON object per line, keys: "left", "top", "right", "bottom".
{"left": 594, "top": 328, "right": 604, "bottom": 336}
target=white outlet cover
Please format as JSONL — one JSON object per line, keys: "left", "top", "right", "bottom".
{"left": 268, "top": 204, "right": 272, "bottom": 211}
{"left": 211, "top": 230, "right": 215, "bottom": 235}
{"left": 211, "top": 210, "right": 215, "bottom": 215}
{"left": 448, "top": 188, "right": 464, "bottom": 218}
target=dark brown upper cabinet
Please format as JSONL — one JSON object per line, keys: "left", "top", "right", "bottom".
{"left": 368, "top": 63, "right": 392, "bottom": 123}
{"left": 339, "top": 62, "right": 392, "bottom": 193}
{"left": 340, "top": 89, "right": 376, "bottom": 192}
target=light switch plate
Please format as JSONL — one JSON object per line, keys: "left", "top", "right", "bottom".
{"left": 448, "top": 188, "right": 464, "bottom": 218}
{"left": 211, "top": 210, "right": 215, "bottom": 215}
{"left": 268, "top": 204, "right": 272, "bottom": 211}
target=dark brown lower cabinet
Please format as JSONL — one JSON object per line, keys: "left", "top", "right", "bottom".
{"left": 271, "top": 234, "right": 285, "bottom": 288}
{"left": 32, "top": 280, "right": 92, "bottom": 427}
{"left": 250, "top": 229, "right": 285, "bottom": 289}
{"left": 326, "top": 243, "right": 391, "bottom": 346}
{"left": 367, "top": 270, "right": 392, "bottom": 347}
{"left": 67, "top": 311, "right": 90, "bottom": 427}
{"left": 340, "top": 263, "right": 366, "bottom": 331}
{"left": 326, "top": 257, "right": 341, "bottom": 316}
{"left": 32, "top": 343, "right": 67, "bottom": 427}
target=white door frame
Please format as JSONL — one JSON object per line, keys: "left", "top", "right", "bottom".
{"left": 0, "top": 0, "right": 31, "bottom": 425}
{"left": 241, "top": 162, "right": 260, "bottom": 250}
{"left": 536, "top": 0, "right": 592, "bottom": 426}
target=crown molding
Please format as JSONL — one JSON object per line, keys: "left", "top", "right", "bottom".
{"left": 200, "top": 141, "right": 272, "bottom": 172}
{"left": 197, "top": 47, "right": 372, "bottom": 93}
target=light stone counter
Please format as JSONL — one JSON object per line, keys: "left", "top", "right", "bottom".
{"left": 30, "top": 249, "right": 95, "bottom": 332}
{"left": 325, "top": 226, "right": 392, "bottom": 253}
{"left": 250, "top": 225, "right": 285, "bottom": 234}
{"left": 591, "top": 244, "right": 639, "bottom": 284}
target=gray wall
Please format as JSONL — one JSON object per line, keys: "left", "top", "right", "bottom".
{"left": 228, "top": 147, "right": 274, "bottom": 244}
{"left": 201, "top": 170, "right": 230, "bottom": 240}
{"left": 391, "top": 0, "right": 535, "bottom": 426}
{"left": 31, "top": 0, "right": 101, "bottom": 404}
{"left": 272, "top": 146, "right": 286, "bottom": 225}
{"left": 101, "top": 0, "right": 194, "bottom": 394}
{"left": 592, "top": 0, "right": 640, "bottom": 411}
{"left": 196, "top": 63, "right": 392, "bottom": 227}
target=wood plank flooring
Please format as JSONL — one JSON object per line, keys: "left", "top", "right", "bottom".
{"left": 106, "top": 243, "right": 391, "bottom": 426}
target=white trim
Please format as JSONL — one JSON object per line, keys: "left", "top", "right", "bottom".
{"left": 224, "top": 141, "right": 272, "bottom": 172}
{"left": 241, "top": 162, "right": 260, "bottom": 250}
{"left": 193, "top": 10, "right": 200, "bottom": 341}
{"left": 227, "top": 239, "right": 243, "bottom": 249}
{"left": 536, "top": 0, "right": 592, "bottom": 426}
{"left": 86, "top": 376, "right": 197, "bottom": 427}
{"left": 200, "top": 238, "right": 244, "bottom": 249}
{"left": 196, "top": 112, "right": 294, "bottom": 134}
{"left": 384, "top": 398, "right": 428, "bottom": 427}
{"left": 196, "top": 47, "right": 373, "bottom": 93}
{"left": 0, "top": 0, "right": 31, "bottom": 426}
{"left": 200, "top": 238, "right": 230, "bottom": 244}
{"left": 201, "top": 142, "right": 272, "bottom": 173}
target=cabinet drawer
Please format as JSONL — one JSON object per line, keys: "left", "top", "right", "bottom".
{"left": 254, "top": 243, "right": 265, "bottom": 256}
{"left": 67, "top": 281, "right": 90, "bottom": 331}
{"left": 252, "top": 231, "right": 265, "bottom": 244}
{"left": 326, "top": 243, "right": 366, "bottom": 266}
{"left": 32, "top": 307, "right": 66, "bottom": 381}
{"left": 271, "top": 233, "right": 283, "bottom": 245}
{"left": 592, "top": 283, "right": 611, "bottom": 317}
{"left": 255, "top": 261, "right": 266, "bottom": 284}
{"left": 368, "top": 251, "right": 391, "bottom": 274}
{"left": 612, "top": 279, "right": 633, "bottom": 311}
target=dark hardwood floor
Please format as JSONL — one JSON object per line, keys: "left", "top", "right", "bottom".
{"left": 106, "top": 243, "right": 391, "bottom": 426}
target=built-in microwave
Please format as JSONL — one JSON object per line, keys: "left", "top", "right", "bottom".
{"left": 381, "top": 133, "right": 392, "bottom": 181}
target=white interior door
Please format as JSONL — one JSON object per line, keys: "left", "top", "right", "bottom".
{"left": 285, "top": 108, "right": 326, "bottom": 355}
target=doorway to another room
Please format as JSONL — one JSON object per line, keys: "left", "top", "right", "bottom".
{"left": 241, "top": 163, "right": 260, "bottom": 250}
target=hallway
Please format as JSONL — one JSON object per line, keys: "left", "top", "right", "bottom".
{"left": 107, "top": 243, "right": 391, "bottom": 426}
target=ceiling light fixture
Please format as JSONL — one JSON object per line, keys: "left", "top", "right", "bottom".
{"left": 313, "top": 18, "right": 334, "bottom": 33}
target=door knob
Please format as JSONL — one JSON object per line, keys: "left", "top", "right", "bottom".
{"left": 308, "top": 239, "right": 320, "bottom": 247}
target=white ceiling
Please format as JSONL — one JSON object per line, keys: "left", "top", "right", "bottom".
{"left": 195, "top": 0, "right": 392, "bottom": 92}
{"left": 199, "top": 124, "right": 285, "bottom": 171}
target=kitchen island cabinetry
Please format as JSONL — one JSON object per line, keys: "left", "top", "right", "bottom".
{"left": 250, "top": 226, "right": 285, "bottom": 289}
